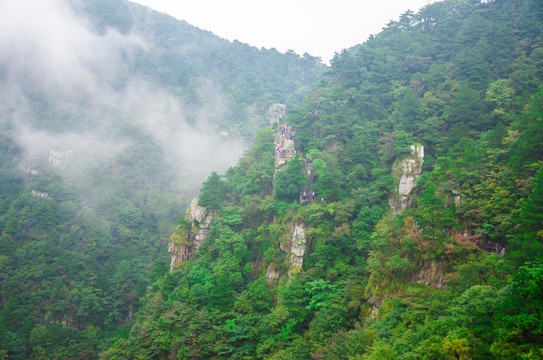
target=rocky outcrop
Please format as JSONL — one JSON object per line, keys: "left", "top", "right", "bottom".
{"left": 282, "top": 139, "right": 296, "bottom": 160}
{"left": 266, "top": 222, "right": 308, "bottom": 281}
{"left": 267, "top": 103, "right": 287, "bottom": 125}
{"left": 186, "top": 198, "right": 209, "bottom": 226}
{"left": 279, "top": 222, "right": 308, "bottom": 277}
{"left": 270, "top": 103, "right": 298, "bottom": 169}
{"left": 168, "top": 199, "right": 213, "bottom": 272}
{"left": 31, "top": 190, "right": 49, "bottom": 198}
{"left": 389, "top": 144, "right": 424, "bottom": 214}
{"left": 453, "top": 192, "right": 463, "bottom": 206}
{"left": 19, "top": 162, "right": 42, "bottom": 175}
{"left": 440, "top": 180, "right": 463, "bottom": 207}
{"left": 368, "top": 264, "right": 442, "bottom": 316}
{"left": 274, "top": 132, "right": 297, "bottom": 169}
{"left": 265, "top": 264, "right": 280, "bottom": 281}
{"left": 409, "top": 260, "right": 443, "bottom": 289}
{"left": 49, "top": 150, "right": 73, "bottom": 166}
{"left": 365, "top": 259, "right": 443, "bottom": 317}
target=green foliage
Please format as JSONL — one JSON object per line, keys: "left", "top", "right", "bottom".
{"left": 305, "top": 279, "right": 336, "bottom": 311}
{"left": 491, "top": 263, "right": 543, "bottom": 359}
{"left": 311, "top": 158, "right": 342, "bottom": 201}
{"left": 199, "top": 172, "right": 225, "bottom": 209}
{"left": 416, "top": 182, "right": 457, "bottom": 241}
{"left": 393, "top": 131, "right": 413, "bottom": 156}
{"left": 273, "top": 158, "right": 307, "bottom": 202}
{"left": 4, "top": 0, "right": 543, "bottom": 358}
{"left": 508, "top": 87, "right": 543, "bottom": 175}
{"left": 512, "top": 170, "right": 543, "bottom": 263}
{"left": 226, "top": 128, "right": 277, "bottom": 197}
{"left": 219, "top": 205, "right": 243, "bottom": 227}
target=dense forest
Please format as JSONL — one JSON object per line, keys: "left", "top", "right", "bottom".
{"left": 2, "top": 0, "right": 543, "bottom": 359}
{"left": 0, "top": 0, "right": 324, "bottom": 358}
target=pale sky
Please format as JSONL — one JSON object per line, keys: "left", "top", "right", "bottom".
{"left": 130, "top": 0, "right": 435, "bottom": 64}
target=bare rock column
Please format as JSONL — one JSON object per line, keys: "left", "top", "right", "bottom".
{"left": 168, "top": 199, "right": 213, "bottom": 272}
{"left": 389, "top": 144, "right": 424, "bottom": 214}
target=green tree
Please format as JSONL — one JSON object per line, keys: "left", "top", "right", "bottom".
{"left": 491, "top": 263, "right": 543, "bottom": 359}
{"left": 445, "top": 85, "right": 484, "bottom": 139}
{"left": 511, "top": 170, "right": 543, "bottom": 264}
{"left": 273, "top": 158, "right": 307, "bottom": 202}
{"left": 311, "top": 159, "right": 341, "bottom": 201}
{"left": 508, "top": 87, "right": 543, "bottom": 175}
{"left": 410, "top": 182, "right": 457, "bottom": 257}
{"left": 393, "top": 131, "right": 413, "bottom": 155}
{"left": 199, "top": 172, "right": 225, "bottom": 209}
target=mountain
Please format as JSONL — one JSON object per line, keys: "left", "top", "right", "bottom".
{"left": 100, "top": 0, "right": 543, "bottom": 359}
{"left": 0, "top": 0, "right": 324, "bottom": 358}
{"left": 2, "top": 0, "right": 543, "bottom": 359}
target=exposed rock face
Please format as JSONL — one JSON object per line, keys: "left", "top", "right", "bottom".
{"left": 367, "top": 296, "right": 390, "bottom": 319}
{"left": 49, "top": 150, "right": 73, "bottom": 166}
{"left": 270, "top": 104, "right": 299, "bottom": 169}
{"left": 440, "top": 181, "right": 463, "bottom": 207}
{"left": 409, "top": 260, "right": 443, "bottom": 289}
{"left": 168, "top": 199, "right": 213, "bottom": 272}
{"left": 274, "top": 133, "right": 297, "bottom": 169}
{"left": 279, "top": 222, "right": 307, "bottom": 276}
{"left": 186, "top": 198, "right": 208, "bottom": 225}
{"left": 454, "top": 195, "right": 463, "bottom": 206}
{"left": 19, "top": 162, "right": 42, "bottom": 175}
{"left": 265, "top": 264, "right": 280, "bottom": 281}
{"left": 168, "top": 242, "right": 191, "bottom": 273}
{"left": 282, "top": 139, "right": 296, "bottom": 160}
{"left": 274, "top": 133, "right": 287, "bottom": 168}
{"left": 31, "top": 190, "right": 48, "bottom": 198}
{"left": 267, "top": 103, "right": 287, "bottom": 125}
{"left": 389, "top": 144, "right": 424, "bottom": 214}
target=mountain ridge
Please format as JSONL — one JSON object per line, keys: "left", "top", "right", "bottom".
{"left": 1, "top": 0, "right": 542, "bottom": 358}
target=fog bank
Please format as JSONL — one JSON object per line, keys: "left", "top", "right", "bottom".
{"left": 0, "top": 0, "right": 245, "bottom": 199}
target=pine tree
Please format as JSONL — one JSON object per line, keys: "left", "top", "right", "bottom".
{"left": 199, "top": 172, "right": 225, "bottom": 209}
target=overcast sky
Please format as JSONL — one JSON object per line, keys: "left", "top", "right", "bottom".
{"left": 130, "top": 0, "right": 435, "bottom": 64}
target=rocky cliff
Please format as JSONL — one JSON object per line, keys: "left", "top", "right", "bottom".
{"left": 168, "top": 198, "right": 213, "bottom": 272}
{"left": 280, "top": 222, "right": 308, "bottom": 276}
{"left": 266, "top": 103, "right": 287, "bottom": 125}
{"left": 49, "top": 149, "right": 73, "bottom": 166}
{"left": 31, "top": 190, "right": 49, "bottom": 198}
{"left": 409, "top": 260, "right": 444, "bottom": 289}
{"left": 274, "top": 132, "right": 296, "bottom": 168}
{"left": 439, "top": 180, "right": 463, "bottom": 207}
{"left": 265, "top": 222, "right": 308, "bottom": 281}
{"left": 389, "top": 144, "right": 424, "bottom": 214}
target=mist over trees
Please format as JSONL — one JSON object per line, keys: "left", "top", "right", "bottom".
{"left": 0, "top": 0, "right": 324, "bottom": 357}
{"left": 1, "top": 0, "right": 543, "bottom": 359}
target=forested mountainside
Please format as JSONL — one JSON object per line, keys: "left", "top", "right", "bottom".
{"left": 68, "top": 0, "right": 325, "bottom": 135}
{"left": 0, "top": 0, "right": 324, "bottom": 358}
{"left": 101, "top": 0, "right": 543, "bottom": 359}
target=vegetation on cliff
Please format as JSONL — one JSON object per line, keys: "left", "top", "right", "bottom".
{"left": 101, "top": 0, "right": 543, "bottom": 359}
{"left": 0, "top": 0, "right": 324, "bottom": 358}
{"left": 1, "top": 0, "right": 543, "bottom": 359}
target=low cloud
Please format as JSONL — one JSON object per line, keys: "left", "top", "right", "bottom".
{"left": 0, "top": 0, "right": 245, "bottom": 200}
{"left": 0, "top": 0, "right": 142, "bottom": 95}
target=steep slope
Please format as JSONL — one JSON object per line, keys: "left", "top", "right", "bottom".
{"left": 70, "top": 0, "right": 326, "bottom": 135}
{"left": 103, "top": 0, "right": 543, "bottom": 359}
{"left": 0, "top": 0, "right": 324, "bottom": 358}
